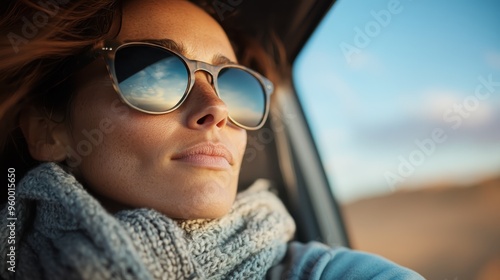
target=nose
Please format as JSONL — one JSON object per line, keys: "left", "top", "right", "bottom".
{"left": 184, "top": 72, "right": 229, "bottom": 130}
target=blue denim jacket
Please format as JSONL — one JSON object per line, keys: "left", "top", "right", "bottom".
{"left": 268, "top": 242, "right": 426, "bottom": 279}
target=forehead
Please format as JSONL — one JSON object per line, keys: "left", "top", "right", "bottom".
{"left": 116, "top": 0, "right": 236, "bottom": 62}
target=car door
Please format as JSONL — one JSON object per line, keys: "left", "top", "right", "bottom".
{"left": 290, "top": 0, "right": 500, "bottom": 279}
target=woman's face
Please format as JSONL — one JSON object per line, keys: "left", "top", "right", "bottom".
{"left": 66, "top": 0, "right": 247, "bottom": 219}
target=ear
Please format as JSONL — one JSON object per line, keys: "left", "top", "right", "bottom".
{"left": 19, "top": 106, "right": 71, "bottom": 162}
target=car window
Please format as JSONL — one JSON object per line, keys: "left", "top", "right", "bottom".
{"left": 293, "top": 0, "right": 500, "bottom": 279}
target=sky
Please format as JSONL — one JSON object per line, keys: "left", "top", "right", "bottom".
{"left": 293, "top": 0, "right": 500, "bottom": 203}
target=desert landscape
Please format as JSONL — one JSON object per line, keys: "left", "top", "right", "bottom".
{"left": 342, "top": 176, "right": 500, "bottom": 280}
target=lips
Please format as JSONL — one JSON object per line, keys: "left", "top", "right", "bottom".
{"left": 171, "top": 142, "right": 234, "bottom": 169}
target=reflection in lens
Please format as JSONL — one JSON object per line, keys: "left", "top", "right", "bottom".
{"left": 218, "top": 68, "right": 265, "bottom": 128}
{"left": 114, "top": 45, "right": 189, "bottom": 112}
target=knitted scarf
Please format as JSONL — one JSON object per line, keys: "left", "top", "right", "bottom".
{"left": 0, "top": 163, "right": 296, "bottom": 279}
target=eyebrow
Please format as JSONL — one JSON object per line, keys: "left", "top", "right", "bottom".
{"left": 212, "top": 54, "right": 235, "bottom": 65}
{"left": 125, "top": 38, "right": 186, "bottom": 55}
{"left": 124, "top": 38, "right": 237, "bottom": 65}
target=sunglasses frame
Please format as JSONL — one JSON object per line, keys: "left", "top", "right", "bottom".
{"left": 91, "top": 40, "right": 274, "bottom": 130}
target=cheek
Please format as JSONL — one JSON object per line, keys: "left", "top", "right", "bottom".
{"left": 66, "top": 94, "right": 182, "bottom": 202}
{"left": 66, "top": 84, "right": 173, "bottom": 171}
{"left": 70, "top": 97, "right": 173, "bottom": 161}
{"left": 237, "top": 131, "right": 247, "bottom": 161}
{"left": 65, "top": 81, "right": 248, "bottom": 218}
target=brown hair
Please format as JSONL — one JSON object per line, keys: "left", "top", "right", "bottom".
{"left": 0, "top": 0, "right": 121, "bottom": 183}
{"left": 0, "top": 0, "right": 284, "bottom": 187}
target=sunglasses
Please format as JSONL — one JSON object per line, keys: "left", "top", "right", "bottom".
{"left": 87, "top": 40, "right": 274, "bottom": 130}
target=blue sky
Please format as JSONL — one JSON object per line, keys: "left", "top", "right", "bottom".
{"left": 293, "top": 0, "right": 500, "bottom": 202}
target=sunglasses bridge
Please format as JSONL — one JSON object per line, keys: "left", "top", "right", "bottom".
{"left": 95, "top": 41, "right": 274, "bottom": 130}
{"left": 189, "top": 60, "right": 221, "bottom": 89}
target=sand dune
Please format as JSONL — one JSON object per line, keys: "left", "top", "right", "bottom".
{"left": 342, "top": 176, "right": 500, "bottom": 279}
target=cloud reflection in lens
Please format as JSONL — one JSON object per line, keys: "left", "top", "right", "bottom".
{"left": 217, "top": 68, "right": 265, "bottom": 127}
{"left": 115, "top": 46, "right": 189, "bottom": 112}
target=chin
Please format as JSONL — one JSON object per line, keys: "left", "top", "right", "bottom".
{"left": 165, "top": 194, "right": 236, "bottom": 220}
{"left": 170, "top": 180, "right": 237, "bottom": 220}
{"left": 182, "top": 200, "right": 234, "bottom": 220}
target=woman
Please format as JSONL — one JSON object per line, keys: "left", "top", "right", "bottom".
{"left": 0, "top": 0, "right": 424, "bottom": 279}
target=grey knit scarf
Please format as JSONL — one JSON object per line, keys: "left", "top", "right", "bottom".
{"left": 0, "top": 163, "right": 296, "bottom": 279}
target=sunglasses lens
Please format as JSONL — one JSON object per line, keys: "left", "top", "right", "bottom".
{"left": 114, "top": 45, "right": 189, "bottom": 112}
{"left": 217, "top": 68, "right": 266, "bottom": 128}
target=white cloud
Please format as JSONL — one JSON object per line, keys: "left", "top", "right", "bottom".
{"left": 420, "top": 88, "right": 464, "bottom": 121}
{"left": 419, "top": 88, "right": 495, "bottom": 127}
{"left": 346, "top": 51, "right": 386, "bottom": 74}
